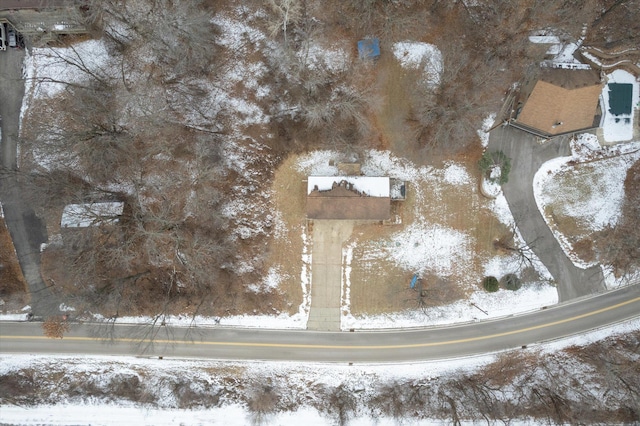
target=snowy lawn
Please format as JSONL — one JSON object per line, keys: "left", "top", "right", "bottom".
{"left": 295, "top": 150, "right": 556, "bottom": 330}
{"left": 534, "top": 133, "right": 640, "bottom": 286}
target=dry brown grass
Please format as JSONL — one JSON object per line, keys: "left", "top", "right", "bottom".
{"left": 265, "top": 154, "right": 309, "bottom": 314}
{"left": 372, "top": 53, "right": 416, "bottom": 154}
{"left": 0, "top": 219, "right": 29, "bottom": 309}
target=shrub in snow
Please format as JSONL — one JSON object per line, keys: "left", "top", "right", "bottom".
{"left": 479, "top": 150, "right": 511, "bottom": 185}
{"left": 482, "top": 276, "right": 499, "bottom": 292}
{"left": 501, "top": 273, "right": 522, "bottom": 291}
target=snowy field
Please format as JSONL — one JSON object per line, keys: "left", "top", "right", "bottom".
{"left": 1, "top": 318, "right": 638, "bottom": 426}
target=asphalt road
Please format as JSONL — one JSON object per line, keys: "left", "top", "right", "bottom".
{"left": 2, "top": 284, "right": 638, "bottom": 363}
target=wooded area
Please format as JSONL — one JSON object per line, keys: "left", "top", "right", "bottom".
{"left": 6, "top": 0, "right": 640, "bottom": 324}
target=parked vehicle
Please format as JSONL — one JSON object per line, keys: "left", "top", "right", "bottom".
{"left": 0, "top": 24, "right": 6, "bottom": 51}
{"left": 7, "top": 25, "right": 16, "bottom": 48}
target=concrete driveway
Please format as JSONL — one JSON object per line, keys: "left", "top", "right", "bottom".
{"left": 488, "top": 125, "right": 605, "bottom": 302}
{"left": 307, "top": 220, "right": 353, "bottom": 331}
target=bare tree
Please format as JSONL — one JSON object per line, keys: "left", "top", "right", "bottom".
{"left": 42, "top": 316, "right": 70, "bottom": 339}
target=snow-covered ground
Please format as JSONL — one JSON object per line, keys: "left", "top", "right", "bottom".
{"left": 296, "top": 149, "right": 556, "bottom": 330}
{"left": 392, "top": 41, "right": 442, "bottom": 87}
{"left": 534, "top": 133, "right": 640, "bottom": 285}
{"left": 1, "top": 317, "right": 638, "bottom": 426}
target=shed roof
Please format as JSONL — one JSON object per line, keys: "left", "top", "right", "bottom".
{"left": 608, "top": 83, "right": 633, "bottom": 116}
{"left": 61, "top": 202, "right": 124, "bottom": 228}
{"left": 306, "top": 177, "right": 390, "bottom": 220}
{"left": 358, "top": 38, "right": 380, "bottom": 60}
{"left": 516, "top": 69, "right": 602, "bottom": 136}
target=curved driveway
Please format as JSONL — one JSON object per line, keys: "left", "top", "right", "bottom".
{"left": 489, "top": 126, "right": 605, "bottom": 301}
{"left": 1, "top": 284, "right": 638, "bottom": 362}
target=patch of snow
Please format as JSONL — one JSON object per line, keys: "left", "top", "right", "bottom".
{"left": 529, "top": 35, "right": 561, "bottom": 44}
{"left": 551, "top": 41, "right": 582, "bottom": 64}
{"left": 343, "top": 282, "right": 558, "bottom": 329}
{"left": 112, "top": 312, "right": 308, "bottom": 329}
{"left": 299, "top": 226, "right": 312, "bottom": 325}
{"left": 392, "top": 41, "right": 443, "bottom": 86}
{"left": 307, "top": 176, "right": 390, "bottom": 197}
{"left": 443, "top": 162, "right": 471, "bottom": 185}
{"left": 481, "top": 175, "right": 502, "bottom": 198}
{"left": 540, "top": 316, "right": 640, "bottom": 352}
{"left": 299, "top": 42, "right": 350, "bottom": 72}
{"left": 22, "top": 40, "right": 112, "bottom": 99}
{"left": 602, "top": 265, "right": 640, "bottom": 289}
{"left": 295, "top": 151, "right": 340, "bottom": 176}
{"left": 61, "top": 202, "right": 124, "bottom": 228}
{"left": 0, "top": 313, "right": 29, "bottom": 321}
{"left": 211, "top": 14, "right": 265, "bottom": 51}
{"left": 384, "top": 222, "right": 472, "bottom": 277}
{"left": 361, "top": 150, "right": 432, "bottom": 182}
{"left": 59, "top": 303, "right": 76, "bottom": 312}
{"left": 535, "top": 151, "right": 638, "bottom": 231}
{"left": 534, "top": 136, "right": 640, "bottom": 269}
{"left": 477, "top": 113, "right": 496, "bottom": 148}
{"left": 247, "top": 266, "right": 285, "bottom": 293}
{"left": 341, "top": 243, "right": 355, "bottom": 317}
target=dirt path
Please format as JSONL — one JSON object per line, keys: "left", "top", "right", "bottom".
{"left": 489, "top": 126, "right": 605, "bottom": 302}
{"left": 307, "top": 220, "right": 353, "bottom": 331}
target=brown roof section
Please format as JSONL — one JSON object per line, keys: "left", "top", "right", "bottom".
{"left": 517, "top": 69, "right": 602, "bottom": 136}
{"left": 307, "top": 185, "right": 390, "bottom": 220}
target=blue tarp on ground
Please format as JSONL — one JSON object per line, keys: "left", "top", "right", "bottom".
{"left": 608, "top": 83, "right": 633, "bottom": 116}
{"left": 358, "top": 38, "right": 380, "bottom": 60}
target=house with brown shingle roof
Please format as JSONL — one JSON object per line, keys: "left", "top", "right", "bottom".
{"left": 306, "top": 176, "right": 391, "bottom": 220}
{"left": 510, "top": 68, "right": 603, "bottom": 138}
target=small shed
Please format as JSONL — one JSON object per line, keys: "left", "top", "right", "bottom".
{"left": 358, "top": 38, "right": 380, "bottom": 60}
{"left": 607, "top": 83, "right": 633, "bottom": 116}
{"left": 61, "top": 202, "right": 124, "bottom": 228}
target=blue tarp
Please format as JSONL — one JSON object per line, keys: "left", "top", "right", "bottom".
{"left": 358, "top": 38, "right": 380, "bottom": 60}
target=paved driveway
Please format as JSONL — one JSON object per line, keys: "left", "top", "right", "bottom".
{"left": 488, "top": 126, "right": 605, "bottom": 301}
{"left": 1, "top": 46, "right": 60, "bottom": 316}
{"left": 307, "top": 220, "right": 353, "bottom": 331}
{"left": 0, "top": 46, "right": 24, "bottom": 169}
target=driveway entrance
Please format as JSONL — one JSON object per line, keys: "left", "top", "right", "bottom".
{"left": 307, "top": 220, "right": 353, "bottom": 331}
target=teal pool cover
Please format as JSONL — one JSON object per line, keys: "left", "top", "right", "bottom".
{"left": 608, "top": 83, "right": 633, "bottom": 116}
